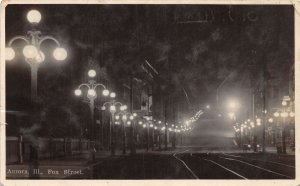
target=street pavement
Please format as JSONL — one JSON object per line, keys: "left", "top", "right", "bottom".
{"left": 6, "top": 146, "right": 295, "bottom": 179}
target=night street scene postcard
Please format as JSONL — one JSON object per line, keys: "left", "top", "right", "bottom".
{"left": 1, "top": 1, "right": 300, "bottom": 185}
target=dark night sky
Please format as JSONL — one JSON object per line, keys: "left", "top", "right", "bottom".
{"left": 5, "top": 4, "right": 294, "bottom": 117}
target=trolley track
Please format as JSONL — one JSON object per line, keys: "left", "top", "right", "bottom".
{"left": 173, "top": 150, "right": 294, "bottom": 179}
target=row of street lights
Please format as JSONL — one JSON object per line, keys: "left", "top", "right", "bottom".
{"left": 230, "top": 97, "right": 294, "bottom": 154}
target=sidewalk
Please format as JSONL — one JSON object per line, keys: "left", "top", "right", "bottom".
{"left": 6, "top": 148, "right": 171, "bottom": 179}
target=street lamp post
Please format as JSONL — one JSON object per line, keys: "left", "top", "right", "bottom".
{"left": 6, "top": 10, "right": 67, "bottom": 100}
{"left": 101, "top": 97, "right": 123, "bottom": 156}
{"left": 121, "top": 114, "right": 128, "bottom": 154}
{"left": 74, "top": 73, "right": 109, "bottom": 142}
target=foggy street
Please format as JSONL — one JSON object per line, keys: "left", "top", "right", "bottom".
{"left": 4, "top": 4, "right": 295, "bottom": 180}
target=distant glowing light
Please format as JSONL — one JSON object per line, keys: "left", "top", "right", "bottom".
{"left": 5, "top": 47, "right": 15, "bottom": 61}
{"left": 290, "top": 112, "right": 295, "bottom": 117}
{"left": 110, "top": 105, "right": 116, "bottom": 112}
{"left": 281, "top": 112, "right": 288, "bottom": 118}
{"left": 268, "top": 118, "right": 273, "bottom": 123}
{"left": 35, "top": 51, "right": 45, "bottom": 63}
{"left": 53, "top": 47, "right": 67, "bottom": 61}
{"left": 110, "top": 92, "right": 116, "bottom": 98}
{"left": 274, "top": 112, "right": 280, "bottom": 117}
{"left": 87, "top": 89, "right": 96, "bottom": 97}
{"left": 282, "top": 101, "right": 287, "bottom": 106}
{"left": 74, "top": 89, "right": 82, "bottom": 96}
{"left": 102, "top": 89, "right": 109, "bottom": 96}
{"left": 88, "top": 69, "right": 96, "bottom": 78}
{"left": 27, "top": 10, "right": 42, "bottom": 24}
{"left": 23, "top": 45, "right": 38, "bottom": 58}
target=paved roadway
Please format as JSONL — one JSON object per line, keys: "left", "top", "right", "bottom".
{"left": 91, "top": 147, "right": 295, "bottom": 179}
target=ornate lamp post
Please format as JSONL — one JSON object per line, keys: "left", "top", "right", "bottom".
{"left": 273, "top": 105, "right": 294, "bottom": 154}
{"left": 6, "top": 10, "right": 68, "bottom": 100}
{"left": 74, "top": 69, "right": 110, "bottom": 142}
{"left": 101, "top": 96, "right": 123, "bottom": 156}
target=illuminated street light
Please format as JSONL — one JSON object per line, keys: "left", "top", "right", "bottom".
{"left": 290, "top": 112, "right": 295, "bottom": 117}
{"left": 143, "top": 124, "right": 147, "bottom": 128}
{"left": 110, "top": 92, "right": 116, "bottom": 98}
{"left": 282, "top": 101, "right": 287, "bottom": 106}
{"left": 274, "top": 112, "right": 280, "bottom": 117}
{"left": 100, "top": 101, "right": 123, "bottom": 156}
{"left": 6, "top": 9, "right": 67, "bottom": 100}
{"left": 103, "top": 89, "right": 110, "bottom": 96}
{"left": 88, "top": 69, "right": 96, "bottom": 78}
{"left": 268, "top": 118, "right": 273, "bottom": 123}
{"left": 27, "top": 9, "right": 42, "bottom": 23}
{"left": 281, "top": 112, "right": 288, "bottom": 118}
{"left": 206, "top": 105, "right": 210, "bottom": 109}
{"left": 138, "top": 121, "right": 143, "bottom": 125}
{"left": 228, "top": 112, "right": 235, "bottom": 119}
{"left": 228, "top": 100, "right": 238, "bottom": 109}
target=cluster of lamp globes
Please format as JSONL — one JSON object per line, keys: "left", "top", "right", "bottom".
{"left": 5, "top": 10, "right": 67, "bottom": 62}
{"left": 74, "top": 69, "right": 116, "bottom": 99}
{"left": 273, "top": 111, "right": 295, "bottom": 118}
{"left": 186, "top": 109, "right": 203, "bottom": 126}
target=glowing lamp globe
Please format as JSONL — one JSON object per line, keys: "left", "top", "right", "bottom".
{"left": 143, "top": 124, "right": 146, "bottom": 128}
{"left": 101, "top": 106, "right": 106, "bottom": 110}
{"left": 110, "top": 92, "right": 116, "bottom": 98}
{"left": 74, "top": 89, "right": 82, "bottom": 96}
{"left": 35, "top": 51, "right": 45, "bottom": 63}
{"left": 138, "top": 121, "right": 142, "bottom": 125}
{"left": 122, "top": 115, "right": 127, "bottom": 120}
{"left": 87, "top": 89, "right": 96, "bottom": 97}
{"left": 102, "top": 89, "right": 109, "bottom": 96}
{"left": 110, "top": 105, "right": 116, "bottom": 111}
{"left": 23, "top": 45, "right": 38, "bottom": 58}
{"left": 290, "top": 112, "right": 295, "bottom": 117}
{"left": 268, "top": 118, "right": 273, "bottom": 123}
{"left": 127, "top": 121, "right": 131, "bottom": 125}
{"left": 88, "top": 69, "right": 96, "bottom": 78}
{"left": 27, "top": 10, "right": 42, "bottom": 24}
{"left": 274, "top": 112, "right": 280, "bottom": 117}
{"left": 5, "top": 47, "right": 15, "bottom": 60}
{"left": 53, "top": 47, "right": 67, "bottom": 61}
{"left": 281, "top": 112, "right": 288, "bottom": 118}
{"left": 150, "top": 124, "right": 153, "bottom": 128}
{"left": 133, "top": 113, "right": 137, "bottom": 117}
{"left": 129, "top": 115, "right": 134, "bottom": 120}
{"left": 115, "top": 115, "right": 120, "bottom": 120}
